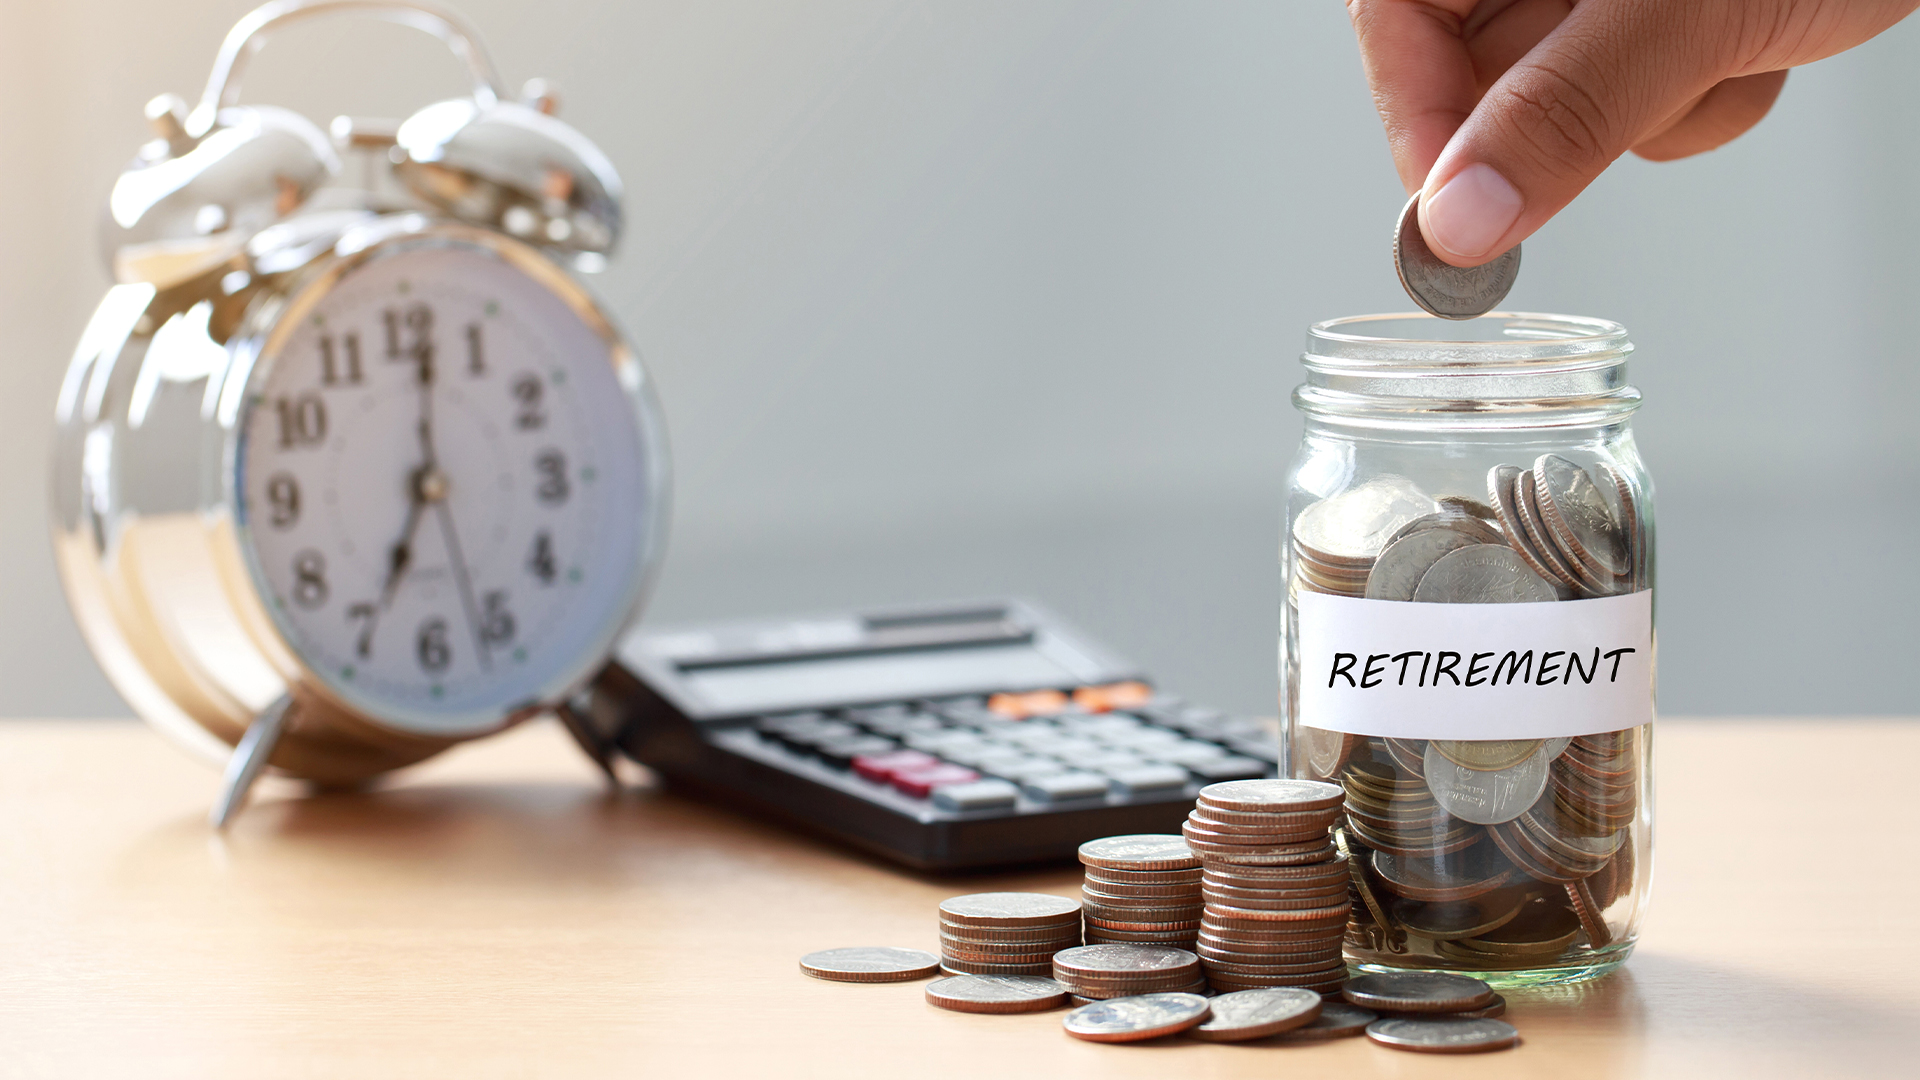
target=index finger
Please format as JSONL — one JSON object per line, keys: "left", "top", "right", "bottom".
{"left": 1347, "top": 0, "right": 1484, "bottom": 193}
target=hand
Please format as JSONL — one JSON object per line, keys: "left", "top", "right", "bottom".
{"left": 1349, "top": 0, "right": 1919, "bottom": 266}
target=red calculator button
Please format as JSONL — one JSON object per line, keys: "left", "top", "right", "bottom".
{"left": 891, "top": 763, "right": 981, "bottom": 798}
{"left": 853, "top": 749, "right": 939, "bottom": 783}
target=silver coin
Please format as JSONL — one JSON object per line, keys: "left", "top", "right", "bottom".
{"left": 1365, "top": 1016, "right": 1519, "bottom": 1053}
{"left": 924, "top": 974, "right": 1069, "bottom": 1014}
{"left": 1411, "top": 544, "right": 1558, "bottom": 604}
{"left": 1535, "top": 454, "right": 1629, "bottom": 579}
{"left": 1278, "top": 1001, "right": 1376, "bottom": 1040}
{"left": 1061, "top": 993, "right": 1212, "bottom": 1043}
{"left": 1384, "top": 511, "right": 1505, "bottom": 550}
{"left": 1366, "top": 527, "right": 1483, "bottom": 601}
{"left": 1423, "top": 741, "right": 1551, "bottom": 825}
{"left": 1486, "top": 464, "right": 1575, "bottom": 590}
{"left": 1392, "top": 192, "right": 1522, "bottom": 320}
{"left": 1078, "top": 835, "right": 1200, "bottom": 871}
{"left": 1294, "top": 476, "right": 1440, "bottom": 563}
{"left": 940, "top": 892, "right": 1082, "bottom": 927}
{"left": 800, "top": 946, "right": 941, "bottom": 983}
{"left": 1051, "top": 944, "right": 1200, "bottom": 975}
{"left": 1188, "top": 988, "right": 1323, "bottom": 1042}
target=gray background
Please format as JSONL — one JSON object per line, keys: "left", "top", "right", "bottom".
{"left": 2, "top": 0, "right": 1915, "bottom": 720}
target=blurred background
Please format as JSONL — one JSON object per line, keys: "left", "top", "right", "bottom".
{"left": 1, "top": 0, "right": 1914, "bottom": 721}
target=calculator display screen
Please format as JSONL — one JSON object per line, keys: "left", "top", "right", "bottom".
{"left": 680, "top": 642, "right": 1083, "bottom": 714}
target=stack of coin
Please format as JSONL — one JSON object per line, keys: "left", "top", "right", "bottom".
{"left": 1049, "top": 944, "right": 1206, "bottom": 1003}
{"left": 1183, "top": 779, "right": 1351, "bottom": 994}
{"left": 1290, "top": 476, "right": 1441, "bottom": 598}
{"left": 1077, "top": 835, "right": 1203, "bottom": 949}
{"left": 938, "top": 893, "right": 1083, "bottom": 977}
{"left": 1487, "top": 455, "right": 1633, "bottom": 599}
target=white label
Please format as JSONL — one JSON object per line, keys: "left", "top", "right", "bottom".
{"left": 1297, "top": 590, "right": 1653, "bottom": 739}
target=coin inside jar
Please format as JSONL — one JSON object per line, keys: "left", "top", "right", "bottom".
{"left": 1391, "top": 192, "right": 1522, "bottom": 320}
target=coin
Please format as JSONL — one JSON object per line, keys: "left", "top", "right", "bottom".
{"left": 1198, "top": 779, "right": 1345, "bottom": 814}
{"left": 1392, "top": 193, "right": 1522, "bottom": 319}
{"left": 1293, "top": 476, "right": 1440, "bottom": 563}
{"left": 1341, "top": 972, "right": 1495, "bottom": 1013}
{"left": 1365, "top": 525, "right": 1483, "bottom": 601}
{"left": 1436, "top": 495, "right": 1501, "bottom": 523}
{"left": 1424, "top": 741, "right": 1551, "bottom": 825}
{"left": 1487, "top": 464, "right": 1577, "bottom": 591}
{"left": 1412, "top": 544, "right": 1558, "bottom": 603}
{"left": 1062, "top": 993, "right": 1212, "bottom": 1042}
{"left": 800, "top": 946, "right": 941, "bottom": 983}
{"left": 941, "top": 958, "right": 1056, "bottom": 976}
{"left": 939, "top": 920, "right": 1082, "bottom": 943}
{"left": 1277, "top": 1001, "right": 1377, "bottom": 1040}
{"left": 940, "top": 893, "right": 1082, "bottom": 927}
{"left": 1535, "top": 454, "right": 1628, "bottom": 579}
{"left": 1365, "top": 1016, "right": 1519, "bottom": 1053}
{"left": 1084, "top": 867, "right": 1203, "bottom": 887}
{"left": 1078, "top": 834, "right": 1201, "bottom": 872}
{"left": 1302, "top": 726, "right": 1358, "bottom": 780}
{"left": 1431, "top": 739, "right": 1543, "bottom": 772}
{"left": 1187, "top": 988, "right": 1324, "bottom": 1042}
{"left": 1082, "top": 881, "right": 1203, "bottom": 900}
{"left": 1051, "top": 944, "right": 1199, "bottom": 976}
{"left": 1378, "top": 992, "right": 1507, "bottom": 1021}
{"left": 925, "top": 974, "right": 1069, "bottom": 1014}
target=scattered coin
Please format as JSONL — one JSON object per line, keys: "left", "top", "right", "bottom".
{"left": 1392, "top": 191, "right": 1522, "bottom": 320}
{"left": 1277, "top": 1001, "right": 1377, "bottom": 1041}
{"left": 800, "top": 946, "right": 941, "bottom": 983}
{"left": 1341, "top": 972, "right": 1495, "bottom": 1013}
{"left": 1062, "top": 993, "right": 1213, "bottom": 1043}
{"left": 924, "top": 974, "right": 1069, "bottom": 1014}
{"left": 1187, "top": 988, "right": 1323, "bottom": 1042}
{"left": 1365, "top": 1016, "right": 1520, "bottom": 1053}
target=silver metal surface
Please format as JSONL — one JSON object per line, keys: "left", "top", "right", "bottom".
{"left": 209, "top": 693, "right": 292, "bottom": 827}
{"left": 1410, "top": 544, "right": 1558, "bottom": 604}
{"left": 1392, "top": 193, "right": 1521, "bottom": 320}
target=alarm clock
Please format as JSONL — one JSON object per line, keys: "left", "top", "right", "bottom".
{"left": 51, "top": 0, "right": 668, "bottom": 824}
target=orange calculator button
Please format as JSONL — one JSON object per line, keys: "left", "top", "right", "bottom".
{"left": 987, "top": 689, "right": 1070, "bottom": 719}
{"left": 1072, "top": 681, "right": 1153, "bottom": 713}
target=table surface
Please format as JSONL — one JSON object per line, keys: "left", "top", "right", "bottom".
{"left": 0, "top": 717, "right": 1912, "bottom": 1079}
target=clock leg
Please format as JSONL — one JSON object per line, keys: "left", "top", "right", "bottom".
{"left": 209, "top": 694, "right": 294, "bottom": 828}
{"left": 555, "top": 698, "right": 621, "bottom": 789}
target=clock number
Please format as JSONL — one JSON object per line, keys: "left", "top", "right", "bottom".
{"left": 534, "top": 449, "right": 570, "bottom": 505}
{"left": 265, "top": 473, "right": 301, "bottom": 529}
{"left": 528, "top": 530, "right": 556, "bottom": 584}
{"left": 273, "top": 394, "right": 328, "bottom": 449}
{"left": 384, "top": 303, "right": 434, "bottom": 379}
{"left": 466, "top": 323, "right": 485, "bottom": 376}
{"left": 416, "top": 617, "right": 451, "bottom": 673}
{"left": 291, "top": 550, "right": 328, "bottom": 609}
{"left": 480, "top": 590, "right": 516, "bottom": 646}
{"left": 347, "top": 602, "right": 376, "bottom": 658}
{"left": 512, "top": 373, "right": 546, "bottom": 430}
{"left": 318, "top": 332, "right": 364, "bottom": 386}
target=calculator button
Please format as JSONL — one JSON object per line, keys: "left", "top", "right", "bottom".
{"left": 1003, "top": 727, "right": 1066, "bottom": 750}
{"left": 1224, "top": 738, "right": 1280, "bottom": 765}
{"left": 1080, "top": 750, "right": 1146, "bottom": 773}
{"left": 891, "top": 763, "right": 981, "bottom": 798}
{"left": 932, "top": 779, "right": 1020, "bottom": 812}
{"left": 987, "top": 689, "right": 1070, "bottom": 718}
{"left": 813, "top": 734, "right": 898, "bottom": 770}
{"left": 1104, "top": 764, "right": 1190, "bottom": 795}
{"left": 984, "top": 757, "right": 1066, "bottom": 783}
{"left": 853, "top": 749, "right": 940, "bottom": 783}
{"left": 1021, "top": 772, "right": 1110, "bottom": 803}
{"left": 903, "top": 730, "right": 984, "bottom": 755}
{"left": 1037, "top": 737, "right": 1104, "bottom": 759}
{"left": 1072, "top": 681, "right": 1154, "bottom": 712}
{"left": 1098, "top": 727, "right": 1183, "bottom": 751}
{"left": 1187, "top": 755, "right": 1270, "bottom": 781}
{"left": 845, "top": 704, "right": 914, "bottom": 725}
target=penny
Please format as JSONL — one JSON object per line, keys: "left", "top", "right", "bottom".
{"left": 1424, "top": 741, "right": 1551, "bottom": 825}
{"left": 1341, "top": 972, "right": 1494, "bottom": 1013}
{"left": 1062, "top": 993, "right": 1212, "bottom": 1043}
{"left": 1412, "top": 543, "right": 1558, "bottom": 604}
{"left": 1197, "top": 779, "right": 1345, "bottom": 815}
{"left": 940, "top": 893, "right": 1082, "bottom": 927}
{"left": 1365, "top": 1016, "right": 1519, "bottom": 1053}
{"left": 1365, "top": 525, "right": 1483, "bottom": 601}
{"left": 924, "top": 974, "right": 1069, "bottom": 1014}
{"left": 1187, "top": 988, "right": 1324, "bottom": 1042}
{"left": 1535, "top": 454, "right": 1628, "bottom": 579}
{"left": 1392, "top": 191, "right": 1521, "bottom": 320}
{"left": 1293, "top": 476, "right": 1440, "bottom": 564}
{"left": 1078, "top": 834, "right": 1201, "bottom": 872}
{"left": 1277, "top": 1001, "right": 1376, "bottom": 1040}
{"left": 800, "top": 946, "right": 941, "bottom": 983}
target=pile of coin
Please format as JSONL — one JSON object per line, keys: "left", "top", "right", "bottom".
{"left": 938, "top": 892, "right": 1083, "bottom": 977}
{"left": 1488, "top": 456, "right": 1634, "bottom": 598}
{"left": 1050, "top": 944, "right": 1206, "bottom": 1003}
{"left": 1343, "top": 971, "right": 1518, "bottom": 1053}
{"left": 1181, "top": 779, "right": 1351, "bottom": 994}
{"left": 1076, "top": 835, "right": 1202, "bottom": 949}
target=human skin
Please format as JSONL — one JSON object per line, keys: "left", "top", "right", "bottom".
{"left": 1347, "top": 0, "right": 1920, "bottom": 266}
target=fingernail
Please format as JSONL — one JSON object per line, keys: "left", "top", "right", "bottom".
{"left": 1423, "top": 163, "right": 1523, "bottom": 260}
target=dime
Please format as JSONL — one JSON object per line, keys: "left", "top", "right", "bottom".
{"left": 1198, "top": 779, "right": 1345, "bottom": 814}
{"left": 1061, "top": 993, "right": 1212, "bottom": 1043}
{"left": 1341, "top": 972, "right": 1494, "bottom": 1013}
{"left": 1277, "top": 1001, "right": 1376, "bottom": 1040}
{"left": 940, "top": 892, "right": 1082, "bottom": 927}
{"left": 1187, "top": 988, "right": 1324, "bottom": 1042}
{"left": 1078, "top": 834, "right": 1200, "bottom": 872}
{"left": 1293, "top": 476, "right": 1440, "bottom": 563}
{"left": 1392, "top": 192, "right": 1521, "bottom": 320}
{"left": 1424, "top": 742, "right": 1551, "bottom": 825}
{"left": 1535, "top": 454, "right": 1628, "bottom": 579}
{"left": 1412, "top": 544, "right": 1558, "bottom": 604}
{"left": 925, "top": 974, "right": 1069, "bottom": 1014}
{"left": 800, "top": 946, "right": 941, "bottom": 983}
{"left": 1365, "top": 1016, "right": 1519, "bottom": 1053}
{"left": 1365, "top": 526, "right": 1482, "bottom": 601}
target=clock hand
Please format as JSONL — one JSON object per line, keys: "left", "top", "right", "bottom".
{"left": 432, "top": 499, "right": 492, "bottom": 672}
{"left": 351, "top": 344, "right": 444, "bottom": 659}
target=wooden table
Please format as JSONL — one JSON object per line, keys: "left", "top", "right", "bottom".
{"left": 0, "top": 717, "right": 1911, "bottom": 1078}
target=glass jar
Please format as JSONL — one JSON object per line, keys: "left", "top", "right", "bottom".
{"left": 1280, "top": 313, "right": 1654, "bottom": 987}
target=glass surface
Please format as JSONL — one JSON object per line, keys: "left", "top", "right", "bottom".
{"left": 1282, "top": 312, "right": 1654, "bottom": 987}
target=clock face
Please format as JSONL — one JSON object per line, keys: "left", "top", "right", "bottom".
{"left": 237, "top": 240, "right": 656, "bottom": 734}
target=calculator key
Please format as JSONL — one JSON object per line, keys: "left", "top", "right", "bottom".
{"left": 932, "top": 779, "right": 1021, "bottom": 812}
{"left": 891, "top": 763, "right": 981, "bottom": 798}
{"left": 1098, "top": 727, "right": 1183, "bottom": 751}
{"left": 1187, "top": 755, "right": 1270, "bottom": 781}
{"left": 1039, "top": 737, "right": 1105, "bottom": 759}
{"left": 1104, "top": 764, "right": 1190, "bottom": 795}
{"left": 1021, "top": 772, "right": 1110, "bottom": 803}
{"left": 813, "top": 734, "right": 898, "bottom": 770}
{"left": 985, "top": 758, "right": 1068, "bottom": 783}
{"left": 904, "top": 730, "right": 985, "bottom": 755}
{"left": 1080, "top": 750, "right": 1146, "bottom": 773}
{"left": 1155, "top": 741, "right": 1232, "bottom": 768}
{"left": 987, "top": 689, "right": 1071, "bottom": 718}
{"left": 1003, "top": 727, "right": 1066, "bottom": 750}
{"left": 853, "top": 749, "right": 940, "bottom": 783}
{"left": 757, "top": 711, "right": 829, "bottom": 732}
{"left": 845, "top": 704, "right": 914, "bottom": 725}
{"left": 1224, "top": 737, "right": 1280, "bottom": 765}
{"left": 1071, "top": 681, "right": 1153, "bottom": 712}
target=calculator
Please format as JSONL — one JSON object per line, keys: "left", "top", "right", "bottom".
{"left": 591, "top": 600, "right": 1280, "bottom": 870}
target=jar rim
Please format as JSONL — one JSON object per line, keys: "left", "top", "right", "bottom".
{"left": 1306, "top": 311, "right": 1630, "bottom": 370}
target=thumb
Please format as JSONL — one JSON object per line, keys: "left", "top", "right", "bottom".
{"left": 1416, "top": 1, "right": 1739, "bottom": 267}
